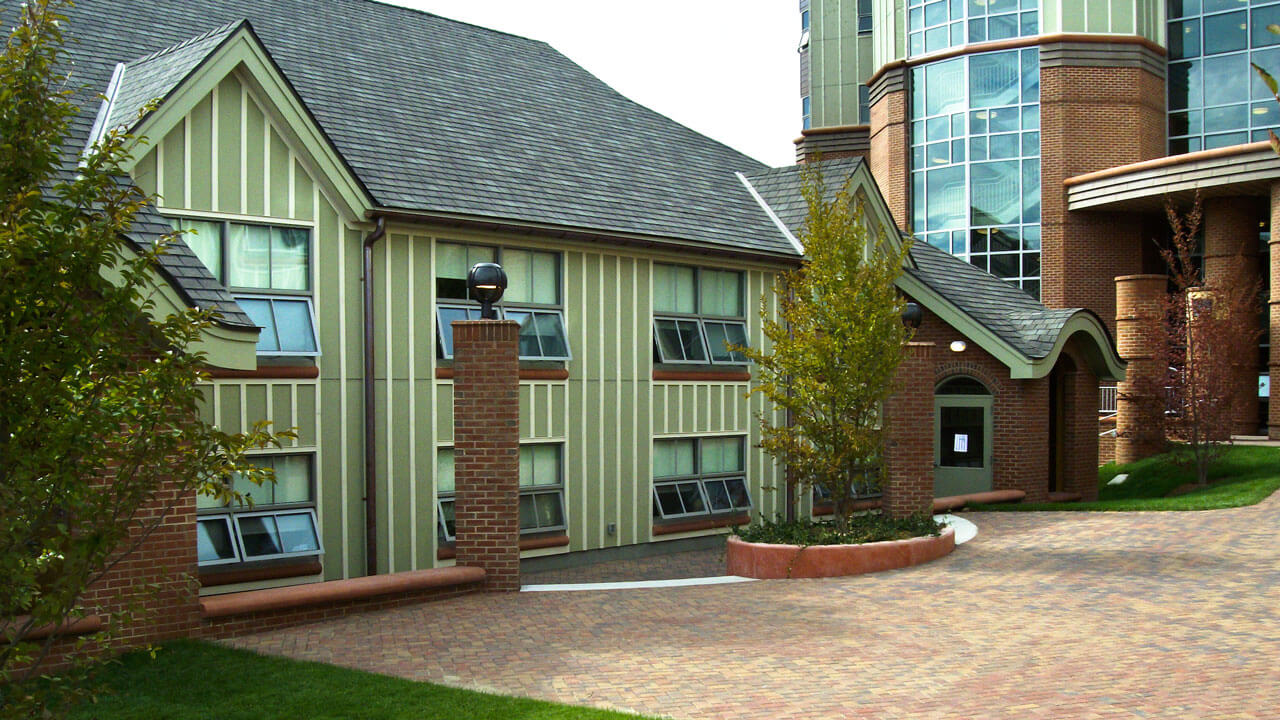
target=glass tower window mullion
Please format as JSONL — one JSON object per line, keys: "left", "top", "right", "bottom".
{"left": 910, "top": 48, "right": 1041, "bottom": 298}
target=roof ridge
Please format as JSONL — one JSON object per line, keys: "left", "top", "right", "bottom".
{"left": 127, "top": 18, "right": 245, "bottom": 66}
{"left": 336, "top": 0, "right": 551, "bottom": 45}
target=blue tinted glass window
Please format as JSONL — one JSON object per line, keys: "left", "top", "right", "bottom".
{"left": 911, "top": 49, "right": 1040, "bottom": 296}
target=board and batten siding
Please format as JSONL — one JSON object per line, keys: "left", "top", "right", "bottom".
{"left": 130, "top": 72, "right": 789, "bottom": 582}
{"left": 132, "top": 72, "right": 367, "bottom": 583}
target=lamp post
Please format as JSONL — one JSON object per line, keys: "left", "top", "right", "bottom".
{"left": 467, "top": 262, "right": 507, "bottom": 319}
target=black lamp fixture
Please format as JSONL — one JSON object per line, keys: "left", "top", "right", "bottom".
{"left": 467, "top": 262, "right": 507, "bottom": 319}
{"left": 900, "top": 301, "right": 923, "bottom": 330}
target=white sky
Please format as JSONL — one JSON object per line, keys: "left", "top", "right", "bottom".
{"left": 384, "top": 0, "right": 802, "bottom": 168}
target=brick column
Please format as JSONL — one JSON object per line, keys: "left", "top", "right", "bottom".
{"left": 1039, "top": 55, "right": 1165, "bottom": 327}
{"left": 884, "top": 342, "right": 936, "bottom": 518}
{"left": 1270, "top": 183, "right": 1280, "bottom": 439}
{"left": 1203, "top": 196, "right": 1264, "bottom": 435}
{"left": 868, "top": 67, "right": 910, "bottom": 229}
{"left": 452, "top": 320, "right": 521, "bottom": 592}
{"left": 1115, "top": 275, "right": 1168, "bottom": 464}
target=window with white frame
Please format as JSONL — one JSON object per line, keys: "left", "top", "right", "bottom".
{"left": 195, "top": 453, "right": 322, "bottom": 566}
{"left": 434, "top": 242, "right": 571, "bottom": 361}
{"left": 652, "top": 436, "right": 751, "bottom": 520}
{"left": 653, "top": 265, "right": 748, "bottom": 365}
{"left": 435, "top": 444, "right": 566, "bottom": 543}
{"left": 170, "top": 218, "right": 319, "bottom": 356}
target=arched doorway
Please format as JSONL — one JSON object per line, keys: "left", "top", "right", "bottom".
{"left": 934, "top": 376, "right": 993, "bottom": 497}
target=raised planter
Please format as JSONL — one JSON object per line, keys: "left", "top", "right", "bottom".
{"left": 726, "top": 526, "right": 956, "bottom": 579}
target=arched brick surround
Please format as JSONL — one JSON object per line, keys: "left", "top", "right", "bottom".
{"left": 912, "top": 309, "right": 1052, "bottom": 503}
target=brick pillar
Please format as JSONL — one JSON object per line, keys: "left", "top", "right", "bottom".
{"left": 1115, "top": 274, "right": 1168, "bottom": 464}
{"left": 1039, "top": 57, "right": 1165, "bottom": 327}
{"left": 1061, "top": 350, "right": 1100, "bottom": 501}
{"left": 884, "top": 342, "right": 936, "bottom": 518}
{"left": 1204, "top": 196, "right": 1264, "bottom": 435}
{"left": 452, "top": 320, "right": 521, "bottom": 592}
{"left": 868, "top": 67, "right": 910, "bottom": 230}
{"left": 1270, "top": 183, "right": 1280, "bottom": 439}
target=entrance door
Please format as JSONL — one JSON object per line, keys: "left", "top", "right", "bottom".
{"left": 934, "top": 377, "right": 994, "bottom": 497}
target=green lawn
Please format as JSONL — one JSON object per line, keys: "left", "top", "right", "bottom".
{"left": 969, "top": 445, "right": 1280, "bottom": 512}
{"left": 70, "top": 640, "right": 653, "bottom": 720}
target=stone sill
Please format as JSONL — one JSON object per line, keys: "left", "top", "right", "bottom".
{"left": 435, "top": 367, "right": 569, "bottom": 381}
{"left": 652, "top": 512, "right": 749, "bottom": 536}
{"left": 1, "top": 614, "right": 103, "bottom": 641}
{"left": 199, "top": 566, "right": 486, "bottom": 619}
{"left": 812, "top": 499, "right": 883, "bottom": 516}
{"left": 206, "top": 365, "right": 320, "bottom": 379}
{"left": 437, "top": 534, "right": 569, "bottom": 561}
{"left": 199, "top": 558, "right": 323, "bottom": 587}
{"left": 652, "top": 369, "right": 750, "bottom": 382}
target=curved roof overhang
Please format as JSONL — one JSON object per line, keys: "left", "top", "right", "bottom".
{"left": 1066, "top": 141, "right": 1278, "bottom": 213}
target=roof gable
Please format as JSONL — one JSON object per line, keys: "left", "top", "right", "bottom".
{"left": 90, "top": 19, "right": 370, "bottom": 221}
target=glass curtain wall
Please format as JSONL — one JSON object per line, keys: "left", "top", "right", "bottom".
{"left": 910, "top": 48, "right": 1042, "bottom": 297}
{"left": 907, "top": 0, "right": 1038, "bottom": 56}
{"left": 1168, "top": 0, "right": 1280, "bottom": 153}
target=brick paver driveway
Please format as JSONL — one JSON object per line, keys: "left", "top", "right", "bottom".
{"left": 227, "top": 495, "right": 1280, "bottom": 719}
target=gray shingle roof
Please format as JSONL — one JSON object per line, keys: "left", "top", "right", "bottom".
{"left": 907, "top": 242, "right": 1086, "bottom": 359}
{"left": 50, "top": 0, "right": 798, "bottom": 258}
{"left": 742, "top": 157, "right": 866, "bottom": 238}
{"left": 101, "top": 21, "right": 244, "bottom": 136}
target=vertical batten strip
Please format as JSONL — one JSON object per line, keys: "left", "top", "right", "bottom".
{"left": 428, "top": 238, "right": 439, "bottom": 565}
{"left": 239, "top": 83, "right": 248, "bottom": 213}
{"left": 288, "top": 150, "right": 297, "bottom": 218}
{"left": 577, "top": 253, "right": 588, "bottom": 547}
{"left": 210, "top": 89, "right": 219, "bottom": 212}
{"left": 613, "top": 257, "right": 622, "bottom": 546}
{"left": 182, "top": 115, "right": 191, "bottom": 207}
{"left": 155, "top": 134, "right": 165, "bottom": 206}
{"left": 407, "top": 238, "right": 418, "bottom": 569}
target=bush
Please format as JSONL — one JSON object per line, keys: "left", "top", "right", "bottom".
{"left": 733, "top": 513, "right": 942, "bottom": 546}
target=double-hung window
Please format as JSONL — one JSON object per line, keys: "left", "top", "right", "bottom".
{"left": 435, "top": 243, "right": 571, "bottom": 361}
{"left": 196, "top": 453, "right": 322, "bottom": 566}
{"left": 435, "top": 444, "right": 567, "bottom": 542}
{"left": 170, "top": 218, "right": 318, "bottom": 356}
{"left": 653, "top": 265, "right": 748, "bottom": 365}
{"left": 652, "top": 436, "right": 751, "bottom": 520}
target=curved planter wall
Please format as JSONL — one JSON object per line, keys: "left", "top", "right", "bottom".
{"left": 726, "top": 527, "right": 956, "bottom": 579}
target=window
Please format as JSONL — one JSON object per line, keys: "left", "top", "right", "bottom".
{"left": 435, "top": 242, "right": 571, "bottom": 361}
{"left": 910, "top": 49, "right": 1041, "bottom": 298}
{"left": 436, "top": 444, "right": 566, "bottom": 543}
{"left": 858, "top": 84, "right": 871, "bottom": 124}
{"left": 799, "top": 9, "right": 811, "bottom": 49}
{"left": 170, "top": 218, "right": 318, "bottom": 355}
{"left": 1167, "top": 0, "right": 1280, "bottom": 154}
{"left": 652, "top": 436, "right": 751, "bottom": 521}
{"left": 802, "top": 95, "right": 812, "bottom": 130}
{"left": 196, "top": 454, "right": 321, "bottom": 566}
{"left": 857, "top": 0, "right": 873, "bottom": 32}
{"left": 907, "top": 0, "right": 1037, "bottom": 56}
{"left": 652, "top": 265, "right": 749, "bottom": 365}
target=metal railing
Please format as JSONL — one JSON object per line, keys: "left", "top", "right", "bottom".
{"left": 1099, "top": 385, "right": 1118, "bottom": 414}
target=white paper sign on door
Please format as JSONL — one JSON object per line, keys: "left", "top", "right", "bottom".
{"left": 953, "top": 434, "right": 968, "bottom": 453}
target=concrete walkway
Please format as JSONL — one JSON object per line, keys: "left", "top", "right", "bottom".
{"left": 226, "top": 495, "right": 1280, "bottom": 719}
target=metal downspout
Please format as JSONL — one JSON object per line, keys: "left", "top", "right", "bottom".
{"left": 362, "top": 216, "right": 387, "bottom": 576}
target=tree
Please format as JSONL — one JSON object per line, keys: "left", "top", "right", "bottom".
{"left": 1136, "top": 197, "right": 1263, "bottom": 486}
{"left": 0, "top": 2, "right": 287, "bottom": 715}
{"left": 741, "top": 168, "right": 912, "bottom": 531}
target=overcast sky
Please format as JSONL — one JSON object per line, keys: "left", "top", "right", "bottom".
{"left": 385, "top": 0, "right": 802, "bottom": 168}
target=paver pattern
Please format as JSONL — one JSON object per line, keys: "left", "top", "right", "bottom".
{"left": 226, "top": 495, "right": 1280, "bottom": 719}
{"left": 523, "top": 547, "right": 727, "bottom": 584}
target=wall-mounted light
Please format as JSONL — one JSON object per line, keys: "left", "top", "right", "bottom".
{"left": 901, "top": 301, "right": 923, "bottom": 330}
{"left": 950, "top": 340, "right": 967, "bottom": 353}
{"left": 467, "top": 262, "right": 507, "bottom": 319}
